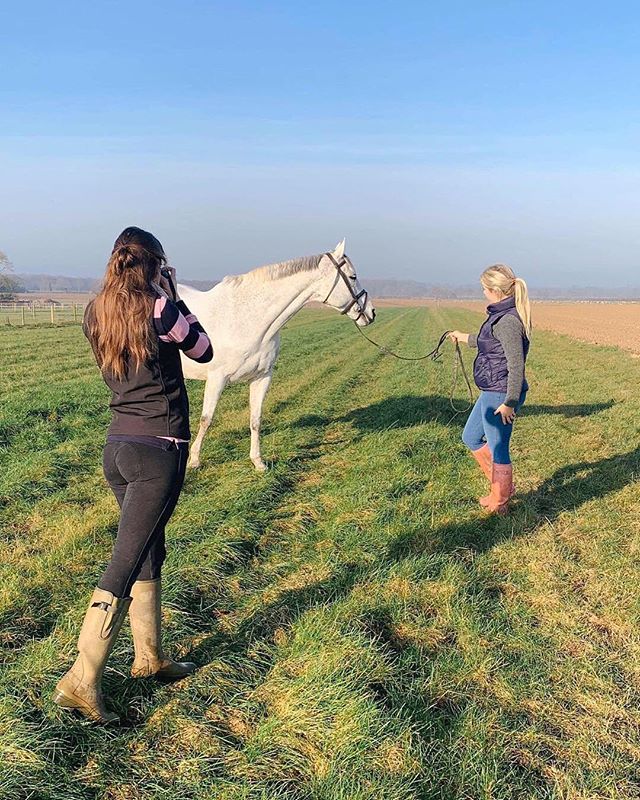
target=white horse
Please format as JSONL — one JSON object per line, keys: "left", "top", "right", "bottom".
{"left": 178, "top": 240, "right": 376, "bottom": 470}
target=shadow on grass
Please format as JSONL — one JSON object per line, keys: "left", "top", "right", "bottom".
{"left": 156, "top": 444, "right": 640, "bottom": 733}
{"left": 388, "top": 444, "right": 640, "bottom": 560}
{"left": 115, "top": 436, "right": 340, "bottom": 726}
{"left": 149, "top": 436, "right": 640, "bottom": 719}
{"left": 34, "top": 405, "right": 636, "bottom": 795}
{"left": 294, "top": 395, "right": 615, "bottom": 435}
{"left": 187, "top": 560, "right": 363, "bottom": 665}
{"left": 522, "top": 401, "right": 616, "bottom": 418}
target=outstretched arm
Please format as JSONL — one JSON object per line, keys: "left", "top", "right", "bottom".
{"left": 153, "top": 296, "right": 213, "bottom": 363}
{"left": 449, "top": 330, "right": 477, "bottom": 347}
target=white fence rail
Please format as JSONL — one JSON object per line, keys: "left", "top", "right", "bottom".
{"left": 0, "top": 301, "right": 87, "bottom": 326}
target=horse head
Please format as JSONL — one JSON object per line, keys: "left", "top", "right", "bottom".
{"left": 315, "top": 240, "right": 376, "bottom": 326}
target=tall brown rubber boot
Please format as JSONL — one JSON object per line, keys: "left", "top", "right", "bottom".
{"left": 471, "top": 443, "right": 493, "bottom": 482}
{"left": 471, "top": 444, "right": 493, "bottom": 507}
{"left": 53, "top": 588, "right": 131, "bottom": 724}
{"left": 129, "top": 579, "right": 196, "bottom": 681}
{"left": 483, "top": 463, "right": 514, "bottom": 515}
{"left": 471, "top": 444, "right": 503, "bottom": 507}
{"left": 475, "top": 449, "right": 515, "bottom": 507}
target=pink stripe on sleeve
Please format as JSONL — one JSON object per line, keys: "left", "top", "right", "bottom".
{"left": 184, "top": 333, "right": 211, "bottom": 360}
{"left": 166, "top": 313, "right": 191, "bottom": 343}
{"left": 154, "top": 296, "right": 167, "bottom": 318}
{"left": 185, "top": 313, "right": 197, "bottom": 323}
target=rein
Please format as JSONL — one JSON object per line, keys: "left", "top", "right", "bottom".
{"left": 321, "top": 250, "right": 474, "bottom": 413}
{"left": 354, "top": 324, "right": 475, "bottom": 414}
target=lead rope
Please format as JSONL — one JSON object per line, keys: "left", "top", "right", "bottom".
{"left": 354, "top": 324, "right": 475, "bottom": 415}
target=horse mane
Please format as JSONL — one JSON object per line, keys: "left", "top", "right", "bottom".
{"left": 222, "top": 254, "right": 325, "bottom": 286}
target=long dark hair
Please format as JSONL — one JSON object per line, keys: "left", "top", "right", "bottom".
{"left": 86, "top": 227, "right": 166, "bottom": 379}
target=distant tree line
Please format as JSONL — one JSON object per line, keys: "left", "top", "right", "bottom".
{"left": 15, "top": 273, "right": 99, "bottom": 293}
{"left": 365, "top": 279, "right": 640, "bottom": 300}
{"left": 5, "top": 268, "right": 640, "bottom": 301}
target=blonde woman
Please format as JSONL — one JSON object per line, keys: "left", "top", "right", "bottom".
{"left": 449, "top": 264, "right": 531, "bottom": 514}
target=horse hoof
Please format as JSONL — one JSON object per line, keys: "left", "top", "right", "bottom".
{"left": 188, "top": 460, "right": 201, "bottom": 470}
{"left": 253, "top": 461, "right": 268, "bottom": 472}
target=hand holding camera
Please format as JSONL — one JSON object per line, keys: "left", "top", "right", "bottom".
{"left": 160, "top": 266, "right": 179, "bottom": 302}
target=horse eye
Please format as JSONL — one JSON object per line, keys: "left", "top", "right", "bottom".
{"left": 350, "top": 275, "right": 357, "bottom": 281}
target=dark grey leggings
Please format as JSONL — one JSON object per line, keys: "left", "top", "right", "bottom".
{"left": 99, "top": 440, "right": 188, "bottom": 597}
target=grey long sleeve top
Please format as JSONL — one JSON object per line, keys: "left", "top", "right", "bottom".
{"left": 467, "top": 315, "right": 526, "bottom": 407}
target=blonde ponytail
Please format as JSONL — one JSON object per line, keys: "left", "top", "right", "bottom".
{"left": 513, "top": 277, "right": 531, "bottom": 338}
{"left": 480, "top": 263, "right": 532, "bottom": 338}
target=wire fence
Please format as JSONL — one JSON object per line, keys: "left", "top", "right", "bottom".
{"left": 0, "top": 302, "right": 87, "bottom": 327}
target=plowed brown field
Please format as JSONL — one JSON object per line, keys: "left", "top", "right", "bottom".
{"left": 374, "top": 298, "right": 640, "bottom": 355}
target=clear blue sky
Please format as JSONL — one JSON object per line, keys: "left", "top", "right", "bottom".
{"left": 2, "top": 1, "right": 640, "bottom": 286}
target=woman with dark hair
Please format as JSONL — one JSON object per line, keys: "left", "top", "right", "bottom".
{"left": 53, "top": 227, "right": 213, "bottom": 724}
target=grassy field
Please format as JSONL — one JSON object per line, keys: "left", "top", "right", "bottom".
{"left": 1, "top": 306, "right": 639, "bottom": 800}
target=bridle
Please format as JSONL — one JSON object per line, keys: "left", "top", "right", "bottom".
{"left": 321, "top": 251, "right": 473, "bottom": 416}
{"left": 322, "top": 252, "right": 374, "bottom": 324}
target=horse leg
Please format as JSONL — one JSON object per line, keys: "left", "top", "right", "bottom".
{"left": 249, "top": 374, "right": 273, "bottom": 471}
{"left": 188, "top": 372, "right": 227, "bottom": 469}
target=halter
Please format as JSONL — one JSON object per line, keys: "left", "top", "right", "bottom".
{"left": 321, "top": 251, "right": 373, "bottom": 324}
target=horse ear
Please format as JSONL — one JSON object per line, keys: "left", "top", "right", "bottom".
{"left": 332, "top": 238, "right": 346, "bottom": 259}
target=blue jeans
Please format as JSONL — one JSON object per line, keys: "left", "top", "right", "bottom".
{"left": 462, "top": 390, "right": 527, "bottom": 465}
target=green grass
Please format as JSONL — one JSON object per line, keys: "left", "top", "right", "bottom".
{"left": 0, "top": 305, "right": 86, "bottom": 327}
{"left": 1, "top": 306, "right": 639, "bottom": 800}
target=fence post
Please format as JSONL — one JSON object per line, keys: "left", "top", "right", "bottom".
{"left": 50, "top": 305, "right": 55, "bottom": 324}
{"left": 21, "top": 306, "right": 25, "bottom": 326}
{"left": 73, "top": 303, "right": 78, "bottom": 323}
{"left": 32, "top": 303, "right": 36, "bottom": 321}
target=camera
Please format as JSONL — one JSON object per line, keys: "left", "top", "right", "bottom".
{"left": 159, "top": 266, "right": 176, "bottom": 299}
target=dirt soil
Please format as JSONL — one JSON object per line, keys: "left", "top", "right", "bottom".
{"left": 15, "top": 291, "right": 95, "bottom": 305}
{"left": 373, "top": 298, "right": 640, "bottom": 356}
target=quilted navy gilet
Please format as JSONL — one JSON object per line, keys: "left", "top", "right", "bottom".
{"left": 473, "top": 296, "right": 530, "bottom": 393}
